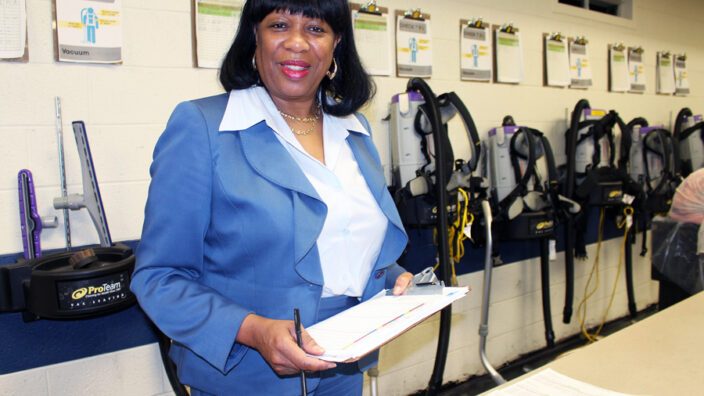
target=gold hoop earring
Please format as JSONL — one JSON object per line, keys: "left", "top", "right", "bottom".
{"left": 252, "top": 55, "right": 257, "bottom": 71}
{"left": 326, "top": 59, "right": 338, "bottom": 80}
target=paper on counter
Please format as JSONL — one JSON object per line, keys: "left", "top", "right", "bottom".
{"left": 488, "top": 368, "right": 646, "bottom": 396}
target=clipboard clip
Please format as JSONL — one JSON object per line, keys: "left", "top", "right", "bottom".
{"left": 548, "top": 32, "right": 563, "bottom": 42}
{"left": 612, "top": 42, "right": 625, "bottom": 52}
{"left": 468, "top": 17, "right": 485, "bottom": 29}
{"left": 388, "top": 266, "right": 445, "bottom": 295}
{"left": 574, "top": 36, "right": 588, "bottom": 45}
{"left": 359, "top": 1, "right": 382, "bottom": 15}
{"left": 404, "top": 8, "right": 424, "bottom": 21}
{"left": 500, "top": 23, "right": 515, "bottom": 34}
{"left": 677, "top": 53, "right": 687, "bottom": 62}
{"left": 631, "top": 46, "right": 644, "bottom": 54}
{"left": 660, "top": 51, "right": 671, "bottom": 59}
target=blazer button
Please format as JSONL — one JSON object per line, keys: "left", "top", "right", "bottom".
{"left": 375, "top": 270, "right": 385, "bottom": 279}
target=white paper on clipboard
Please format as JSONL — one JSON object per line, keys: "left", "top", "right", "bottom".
{"left": 352, "top": 6, "right": 392, "bottom": 76}
{"left": 307, "top": 287, "right": 469, "bottom": 362}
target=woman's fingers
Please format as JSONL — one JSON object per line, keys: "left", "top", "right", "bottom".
{"left": 243, "top": 315, "right": 335, "bottom": 375}
{"left": 392, "top": 271, "right": 414, "bottom": 295}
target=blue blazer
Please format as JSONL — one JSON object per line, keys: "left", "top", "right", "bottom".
{"left": 131, "top": 93, "right": 408, "bottom": 395}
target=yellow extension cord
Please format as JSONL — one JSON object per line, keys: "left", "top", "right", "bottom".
{"left": 576, "top": 206, "right": 633, "bottom": 343}
{"left": 433, "top": 188, "right": 470, "bottom": 286}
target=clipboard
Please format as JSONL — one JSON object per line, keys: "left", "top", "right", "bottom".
{"left": 656, "top": 50, "right": 675, "bottom": 95}
{"left": 397, "top": 8, "right": 426, "bottom": 21}
{"left": 628, "top": 46, "right": 646, "bottom": 93}
{"left": 459, "top": 18, "right": 492, "bottom": 82}
{"left": 608, "top": 43, "right": 628, "bottom": 92}
{"left": 543, "top": 32, "right": 569, "bottom": 87}
{"left": 674, "top": 53, "right": 689, "bottom": 95}
{"left": 307, "top": 275, "right": 469, "bottom": 363}
{"left": 568, "top": 36, "right": 592, "bottom": 89}
{"left": 353, "top": 1, "right": 383, "bottom": 16}
{"left": 493, "top": 23, "right": 522, "bottom": 84}
{"left": 1, "top": 0, "right": 29, "bottom": 63}
{"left": 395, "top": 9, "right": 432, "bottom": 78}
{"left": 350, "top": 2, "right": 392, "bottom": 75}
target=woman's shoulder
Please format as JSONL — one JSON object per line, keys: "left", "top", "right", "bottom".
{"left": 166, "top": 93, "right": 230, "bottom": 133}
{"left": 189, "top": 92, "right": 230, "bottom": 116}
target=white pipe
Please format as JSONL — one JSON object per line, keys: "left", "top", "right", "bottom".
{"left": 478, "top": 200, "right": 506, "bottom": 385}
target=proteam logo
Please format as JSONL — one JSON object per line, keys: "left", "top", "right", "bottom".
{"left": 72, "top": 288, "right": 88, "bottom": 300}
{"left": 71, "top": 282, "right": 122, "bottom": 300}
{"left": 609, "top": 190, "right": 623, "bottom": 198}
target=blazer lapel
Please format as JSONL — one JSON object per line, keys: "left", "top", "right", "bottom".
{"left": 238, "top": 122, "right": 320, "bottom": 200}
{"left": 237, "top": 122, "right": 326, "bottom": 285}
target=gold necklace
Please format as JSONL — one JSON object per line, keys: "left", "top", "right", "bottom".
{"left": 278, "top": 107, "right": 321, "bottom": 136}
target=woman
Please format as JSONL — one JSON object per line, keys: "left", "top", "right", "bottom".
{"left": 130, "top": 0, "right": 412, "bottom": 395}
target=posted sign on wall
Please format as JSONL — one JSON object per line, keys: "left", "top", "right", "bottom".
{"left": 54, "top": 0, "right": 122, "bottom": 63}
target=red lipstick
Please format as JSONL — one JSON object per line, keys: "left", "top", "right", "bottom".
{"left": 280, "top": 60, "right": 310, "bottom": 79}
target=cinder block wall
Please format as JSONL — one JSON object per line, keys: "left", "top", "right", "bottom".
{"left": 1, "top": 0, "right": 700, "bottom": 395}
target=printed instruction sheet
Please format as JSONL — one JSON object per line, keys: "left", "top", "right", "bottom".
{"left": 351, "top": 6, "right": 392, "bottom": 76}
{"left": 395, "top": 13, "right": 432, "bottom": 78}
{"left": 54, "top": 0, "right": 122, "bottom": 63}
{"left": 194, "top": 0, "right": 242, "bottom": 69}
{"left": 0, "top": 0, "right": 27, "bottom": 59}
{"left": 460, "top": 23, "right": 492, "bottom": 81}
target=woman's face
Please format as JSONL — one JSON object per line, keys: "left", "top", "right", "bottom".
{"left": 255, "top": 10, "right": 339, "bottom": 108}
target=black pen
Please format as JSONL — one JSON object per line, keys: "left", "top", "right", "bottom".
{"left": 293, "top": 308, "right": 307, "bottom": 395}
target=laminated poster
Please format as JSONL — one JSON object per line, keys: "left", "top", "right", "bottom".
{"left": 675, "top": 56, "right": 690, "bottom": 95}
{"left": 569, "top": 41, "right": 592, "bottom": 88}
{"left": 656, "top": 52, "right": 675, "bottom": 94}
{"left": 194, "top": 0, "right": 242, "bottom": 69}
{"left": 460, "top": 24, "right": 492, "bottom": 81}
{"left": 628, "top": 48, "right": 646, "bottom": 93}
{"left": 55, "top": 0, "right": 122, "bottom": 63}
{"left": 396, "top": 14, "right": 432, "bottom": 78}
{"left": 609, "top": 46, "right": 629, "bottom": 92}
{"left": 352, "top": 6, "right": 392, "bottom": 76}
{"left": 545, "top": 36, "right": 569, "bottom": 87}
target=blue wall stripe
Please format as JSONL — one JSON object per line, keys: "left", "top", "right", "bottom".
{"left": 0, "top": 240, "right": 159, "bottom": 375}
{"left": 0, "top": 207, "right": 634, "bottom": 375}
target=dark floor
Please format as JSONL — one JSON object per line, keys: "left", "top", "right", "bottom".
{"left": 409, "top": 304, "right": 658, "bottom": 396}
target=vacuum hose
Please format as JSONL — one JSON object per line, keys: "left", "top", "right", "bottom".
{"left": 406, "top": 78, "right": 452, "bottom": 396}
{"left": 563, "top": 99, "right": 590, "bottom": 324}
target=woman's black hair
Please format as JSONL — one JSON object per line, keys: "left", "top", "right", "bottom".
{"left": 219, "top": 0, "right": 375, "bottom": 116}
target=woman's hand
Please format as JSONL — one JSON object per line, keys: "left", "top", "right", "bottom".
{"left": 391, "top": 271, "right": 414, "bottom": 295}
{"left": 237, "top": 314, "right": 336, "bottom": 375}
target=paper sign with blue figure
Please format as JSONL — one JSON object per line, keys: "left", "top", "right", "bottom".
{"left": 628, "top": 47, "right": 646, "bottom": 92}
{"left": 569, "top": 39, "right": 592, "bottom": 88}
{"left": 396, "top": 14, "right": 432, "bottom": 77}
{"left": 55, "top": 0, "right": 123, "bottom": 63}
{"left": 409, "top": 37, "right": 418, "bottom": 63}
{"left": 81, "top": 7, "right": 99, "bottom": 44}
{"left": 460, "top": 23, "right": 491, "bottom": 81}
{"left": 674, "top": 55, "right": 690, "bottom": 95}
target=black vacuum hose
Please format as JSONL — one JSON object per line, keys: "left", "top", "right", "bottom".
{"left": 406, "top": 78, "right": 452, "bottom": 396}
{"left": 562, "top": 99, "right": 590, "bottom": 324}
{"left": 540, "top": 238, "right": 555, "bottom": 347}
